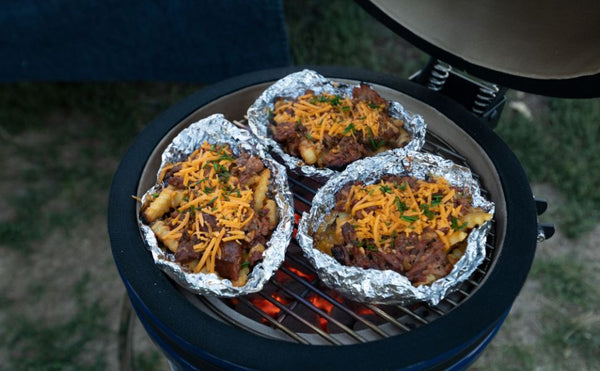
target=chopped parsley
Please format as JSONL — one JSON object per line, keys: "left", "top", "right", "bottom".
{"left": 379, "top": 184, "right": 392, "bottom": 194}
{"left": 451, "top": 216, "right": 468, "bottom": 231}
{"left": 344, "top": 123, "right": 356, "bottom": 135}
{"left": 401, "top": 215, "right": 419, "bottom": 223}
{"left": 431, "top": 194, "right": 443, "bottom": 206}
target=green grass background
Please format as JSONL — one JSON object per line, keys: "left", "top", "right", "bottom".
{"left": 1, "top": 1, "right": 599, "bottom": 370}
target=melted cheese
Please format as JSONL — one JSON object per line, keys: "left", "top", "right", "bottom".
{"left": 272, "top": 91, "right": 400, "bottom": 144}
{"left": 146, "top": 142, "right": 271, "bottom": 276}
{"left": 339, "top": 176, "right": 491, "bottom": 251}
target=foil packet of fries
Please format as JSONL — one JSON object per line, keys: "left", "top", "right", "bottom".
{"left": 138, "top": 114, "right": 294, "bottom": 297}
{"left": 247, "top": 69, "right": 426, "bottom": 180}
{"left": 297, "top": 149, "right": 495, "bottom": 305}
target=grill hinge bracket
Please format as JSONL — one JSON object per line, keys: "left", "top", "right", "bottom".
{"left": 410, "top": 58, "right": 508, "bottom": 128}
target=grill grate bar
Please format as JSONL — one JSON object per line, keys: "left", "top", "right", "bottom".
{"left": 269, "top": 279, "right": 366, "bottom": 343}
{"left": 364, "top": 304, "right": 413, "bottom": 332}
{"left": 394, "top": 306, "right": 430, "bottom": 325}
{"left": 237, "top": 296, "right": 311, "bottom": 344}
{"left": 292, "top": 193, "right": 314, "bottom": 207}
{"left": 254, "top": 291, "right": 339, "bottom": 345}
{"left": 279, "top": 263, "right": 390, "bottom": 338}
{"left": 288, "top": 176, "right": 318, "bottom": 194}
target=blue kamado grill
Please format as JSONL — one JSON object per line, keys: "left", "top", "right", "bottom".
{"left": 109, "top": 1, "right": 600, "bottom": 369}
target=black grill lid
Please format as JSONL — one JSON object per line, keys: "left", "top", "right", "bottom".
{"left": 358, "top": 0, "right": 600, "bottom": 97}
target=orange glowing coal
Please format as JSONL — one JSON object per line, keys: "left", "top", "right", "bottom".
{"left": 287, "top": 266, "right": 317, "bottom": 282}
{"left": 293, "top": 213, "right": 301, "bottom": 238}
{"left": 252, "top": 293, "right": 290, "bottom": 322}
{"left": 308, "top": 295, "right": 335, "bottom": 331}
{"left": 355, "top": 307, "right": 375, "bottom": 316}
{"left": 274, "top": 263, "right": 317, "bottom": 283}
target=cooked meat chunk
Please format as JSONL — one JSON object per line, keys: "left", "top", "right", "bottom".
{"left": 215, "top": 241, "right": 243, "bottom": 281}
{"left": 352, "top": 84, "right": 387, "bottom": 106}
{"left": 175, "top": 232, "right": 202, "bottom": 263}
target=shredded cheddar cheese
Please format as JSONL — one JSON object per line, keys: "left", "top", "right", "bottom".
{"left": 313, "top": 174, "right": 492, "bottom": 286}
{"left": 142, "top": 142, "right": 277, "bottom": 281}
{"left": 336, "top": 176, "right": 490, "bottom": 252}
{"left": 272, "top": 91, "right": 393, "bottom": 144}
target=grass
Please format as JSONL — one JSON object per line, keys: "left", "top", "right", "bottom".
{"left": 496, "top": 97, "right": 600, "bottom": 237}
{"left": 533, "top": 257, "right": 600, "bottom": 369}
{"left": 1, "top": 274, "right": 108, "bottom": 370}
{"left": 0, "top": 82, "right": 201, "bottom": 250}
{"left": 0, "top": 83, "right": 197, "bottom": 369}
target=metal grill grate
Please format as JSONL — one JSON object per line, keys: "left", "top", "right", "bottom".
{"left": 187, "top": 126, "right": 497, "bottom": 346}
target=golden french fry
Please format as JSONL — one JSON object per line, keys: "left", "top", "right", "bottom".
{"left": 143, "top": 186, "right": 176, "bottom": 222}
{"left": 253, "top": 168, "right": 270, "bottom": 212}
{"left": 150, "top": 220, "right": 179, "bottom": 253}
{"left": 298, "top": 139, "right": 318, "bottom": 164}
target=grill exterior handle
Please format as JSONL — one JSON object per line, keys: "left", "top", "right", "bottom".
{"left": 534, "top": 198, "right": 554, "bottom": 242}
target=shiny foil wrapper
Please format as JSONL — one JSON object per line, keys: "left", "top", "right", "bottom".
{"left": 138, "top": 114, "right": 294, "bottom": 297}
{"left": 247, "top": 69, "right": 427, "bottom": 180}
{"left": 297, "top": 149, "right": 495, "bottom": 306}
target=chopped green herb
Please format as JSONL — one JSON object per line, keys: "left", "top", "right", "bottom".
{"left": 344, "top": 123, "right": 356, "bottom": 135}
{"left": 329, "top": 95, "right": 342, "bottom": 106}
{"left": 451, "top": 216, "right": 468, "bottom": 231}
{"left": 354, "top": 240, "right": 366, "bottom": 247}
{"left": 431, "top": 194, "right": 443, "bottom": 206}
{"left": 395, "top": 181, "right": 407, "bottom": 191}
{"left": 241, "top": 261, "right": 250, "bottom": 268}
{"left": 217, "top": 153, "right": 234, "bottom": 162}
{"left": 366, "top": 245, "right": 378, "bottom": 252}
{"left": 401, "top": 215, "right": 419, "bottom": 223}
{"left": 420, "top": 204, "right": 435, "bottom": 219}
{"left": 365, "top": 126, "right": 384, "bottom": 150}
{"left": 194, "top": 178, "right": 209, "bottom": 186}
{"left": 394, "top": 196, "right": 407, "bottom": 212}
{"left": 379, "top": 184, "right": 392, "bottom": 194}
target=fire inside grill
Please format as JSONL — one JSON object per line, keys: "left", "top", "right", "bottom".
{"left": 182, "top": 121, "right": 497, "bottom": 346}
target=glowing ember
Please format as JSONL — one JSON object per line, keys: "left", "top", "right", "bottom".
{"left": 293, "top": 213, "right": 301, "bottom": 238}
{"left": 252, "top": 293, "right": 290, "bottom": 322}
{"left": 287, "top": 266, "right": 317, "bottom": 282}
{"left": 308, "top": 295, "right": 335, "bottom": 331}
{"left": 274, "top": 263, "right": 317, "bottom": 283}
{"left": 355, "top": 307, "right": 375, "bottom": 316}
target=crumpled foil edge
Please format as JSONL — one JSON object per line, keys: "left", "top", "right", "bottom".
{"left": 138, "top": 114, "right": 294, "bottom": 297}
{"left": 297, "top": 149, "right": 495, "bottom": 306}
{"left": 247, "top": 69, "right": 427, "bottom": 180}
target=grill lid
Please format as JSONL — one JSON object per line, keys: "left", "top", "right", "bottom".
{"left": 358, "top": 0, "right": 600, "bottom": 97}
